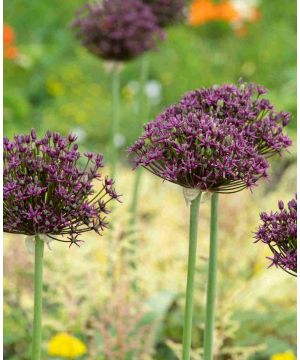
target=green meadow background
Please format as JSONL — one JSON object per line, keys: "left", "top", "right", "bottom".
{"left": 4, "top": 0, "right": 297, "bottom": 359}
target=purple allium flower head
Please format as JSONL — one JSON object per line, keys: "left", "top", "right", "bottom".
{"left": 3, "top": 130, "right": 121, "bottom": 247}
{"left": 129, "top": 96, "right": 270, "bottom": 193}
{"left": 142, "top": 0, "right": 185, "bottom": 27}
{"left": 179, "top": 82, "right": 292, "bottom": 157}
{"left": 254, "top": 195, "right": 297, "bottom": 276}
{"left": 71, "top": 0, "right": 165, "bottom": 62}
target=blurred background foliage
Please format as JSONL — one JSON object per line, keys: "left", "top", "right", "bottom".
{"left": 3, "top": 0, "right": 296, "bottom": 359}
{"left": 4, "top": 0, "right": 296, "bottom": 156}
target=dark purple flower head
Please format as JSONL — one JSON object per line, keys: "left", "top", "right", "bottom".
{"left": 71, "top": 0, "right": 165, "bottom": 62}
{"left": 142, "top": 0, "right": 185, "bottom": 27}
{"left": 179, "top": 83, "right": 292, "bottom": 157}
{"left": 3, "top": 130, "right": 121, "bottom": 247}
{"left": 129, "top": 96, "right": 269, "bottom": 193}
{"left": 254, "top": 195, "right": 297, "bottom": 276}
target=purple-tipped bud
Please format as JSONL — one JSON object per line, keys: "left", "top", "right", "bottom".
{"left": 278, "top": 200, "right": 284, "bottom": 210}
{"left": 31, "top": 129, "right": 37, "bottom": 140}
{"left": 105, "top": 176, "right": 114, "bottom": 186}
{"left": 68, "top": 133, "right": 78, "bottom": 143}
{"left": 84, "top": 152, "right": 95, "bottom": 161}
{"left": 46, "top": 130, "right": 52, "bottom": 138}
{"left": 281, "top": 112, "right": 291, "bottom": 127}
{"left": 95, "top": 154, "right": 104, "bottom": 167}
{"left": 53, "top": 132, "right": 60, "bottom": 143}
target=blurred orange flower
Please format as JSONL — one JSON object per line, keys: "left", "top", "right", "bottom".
{"left": 218, "top": 1, "right": 241, "bottom": 22}
{"left": 188, "top": 0, "right": 240, "bottom": 26}
{"left": 4, "top": 46, "right": 19, "bottom": 60}
{"left": 188, "top": 0, "right": 261, "bottom": 34}
{"left": 188, "top": 0, "right": 218, "bottom": 25}
{"left": 4, "top": 24, "right": 15, "bottom": 44}
{"left": 3, "top": 23, "right": 19, "bottom": 60}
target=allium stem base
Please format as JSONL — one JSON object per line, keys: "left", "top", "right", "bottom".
{"left": 203, "top": 193, "right": 219, "bottom": 360}
{"left": 32, "top": 235, "right": 45, "bottom": 360}
{"left": 182, "top": 192, "right": 201, "bottom": 360}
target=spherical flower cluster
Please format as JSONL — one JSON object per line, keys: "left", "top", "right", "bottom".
{"left": 4, "top": 130, "right": 120, "bottom": 246}
{"left": 254, "top": 195, "right": 297, "bottom": 276}
{"left": 48, "top": 332, "right": 87, "bottom": 358}
{"left": 129, "top": 85, "right": 277, "bottom": 193}
{"left": 71, "top": 0, "right": 164, "bottom": 62}
{"left": 142, "top": 0, "right": 185, "bottom": 27}
{"left": 179, "top": 83, "right": 292, "bottom": 157}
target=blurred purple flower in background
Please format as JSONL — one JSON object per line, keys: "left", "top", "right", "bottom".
{"left": 71, "top": 0, "right": 165, "bottom": 62}
{"left": 3, "top": 130, "right": 120, "bottom": 246}
{"left": 142, "top": 0, "right": 185, "bottom": 27}
{"left": 254, "top": 195, "right": 297, "bottom": 276}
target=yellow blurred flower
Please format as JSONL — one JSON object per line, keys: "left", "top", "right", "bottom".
{"left": 46, "top": 80, "right": 65, "bottom": 97}
{"left": 122, "top": 84, "right": 136, "bottom": 102}
{"left": 271, "top": 351, "right": 296, "bottom": 360}
{"left": 48, "top": 332, "right": 87, "bottom": 359}
{"left": 252, "top": 260, "right": 264, "bottom": 276}
{"left": 89, "top": 83, "right": 102, "bottom": 96}
{"left": 95, "top": 250, "right": 108, "bottom": 266}
{"left": 74, "top": 111, "right": 87, "bottom": 124}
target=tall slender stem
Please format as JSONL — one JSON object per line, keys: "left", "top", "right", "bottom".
{"left": 32, "top": 235, "right": 45, "bottom": 360}
{"left": 107, "top": 64, "right": 121, "bottom": 288}
{"left": 128, "top": 55, "right": 150, "bottom": 286}
{"left": 182, "top": 192, "right": 201, "bottom": 360}
{"left": 203, "top": 193, "right": 219, "bottom": 360}
{"left": 110, "top": 63, "right": 121, "bottom": 179}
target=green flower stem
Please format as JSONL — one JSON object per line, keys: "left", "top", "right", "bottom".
{"left": 106, "top": 64, "right": 121, "bottom": 289}
{"left": 128, "top": 55, "right": 150, "bottom": 285}
{"left": 203, "top": 193, "right": 219, "bottom": 360}
{"left": 182, "top": 192, "right": 202, "bottom": 360}
{"left": 129, "top": 166, "right": 142, "bottom": 235}
{"left": 32, "top": 235, "right": 45, "bottom": 360}
{"left": 110, "top": 63, "right": 121, "bottom": 179}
